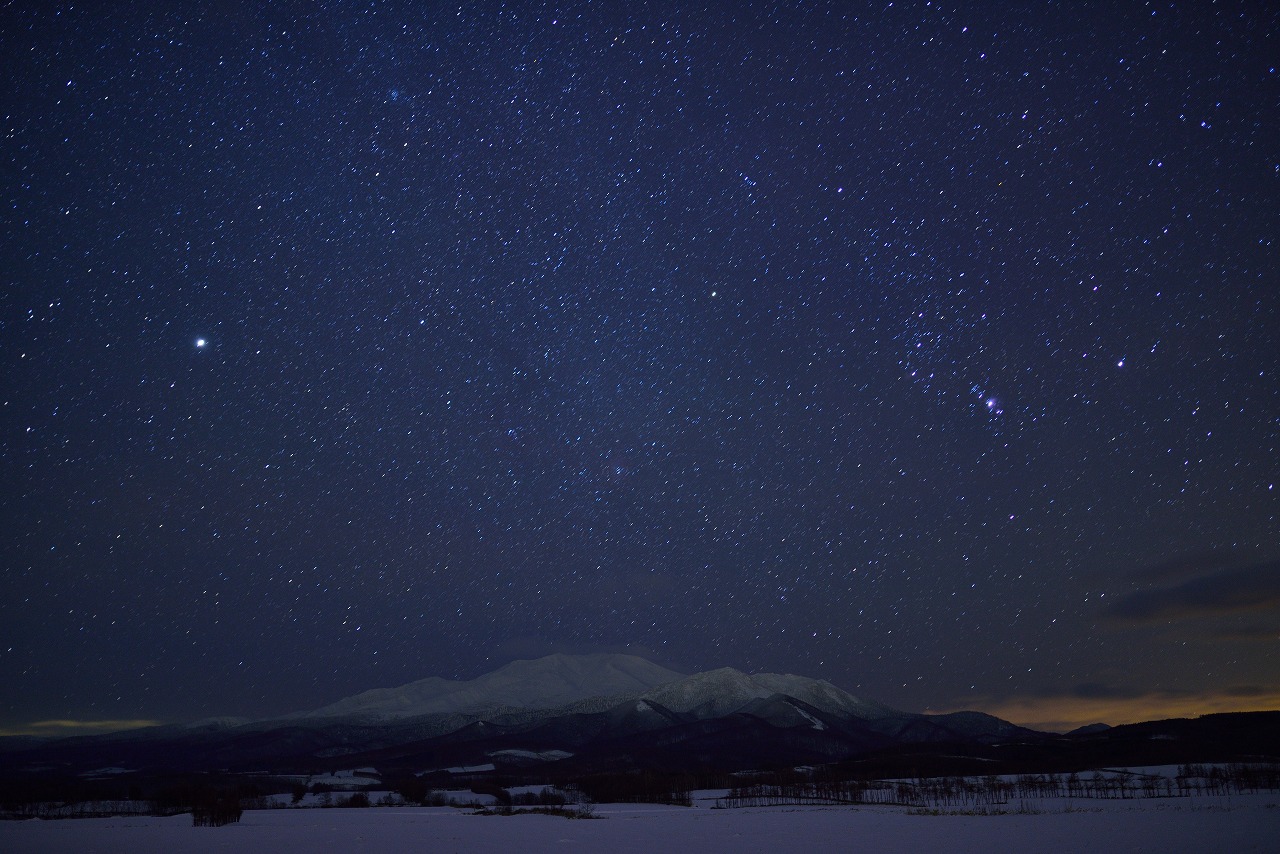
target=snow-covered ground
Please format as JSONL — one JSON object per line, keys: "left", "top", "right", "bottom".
{"left": 3, "top": 794, "right": 1277, "bottom": 853}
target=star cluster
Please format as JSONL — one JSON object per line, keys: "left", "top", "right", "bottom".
{"left": 2, "top": 1, "right": 1277, "bottom": 732}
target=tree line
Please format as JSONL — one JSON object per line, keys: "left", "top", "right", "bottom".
{"left": 713, "top": 763, "right": 1280, "bottom": 809}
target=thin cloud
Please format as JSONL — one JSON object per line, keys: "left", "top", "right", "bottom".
{"left": 1207, "top": 623, "right": 1279, "bottom": 642}
{"left": 1133, "top": 551, "right": 1236, "bottom": 583}
{"left": 0, "top": 719, "right": 161, "bottom": 738}
{"left": 1106, "top": 560, "right": 1280, "bottom": 622}
{"left": 1069, "top": 682, "right": 1146, "bottom": 700}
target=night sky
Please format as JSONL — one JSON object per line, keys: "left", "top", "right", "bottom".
{"left": 3, "top": 1, "right": 1278, "bottom": 737}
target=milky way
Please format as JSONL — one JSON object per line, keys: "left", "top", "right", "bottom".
{"left": 2, "top": 1, "right": 1277, "bottom": 733}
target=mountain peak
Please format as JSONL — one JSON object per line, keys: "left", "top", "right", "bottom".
{"left": 640, "top": 666, "right": 900, "bottom": 720}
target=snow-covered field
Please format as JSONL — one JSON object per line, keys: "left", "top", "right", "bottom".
{"left": 3, "top": 795, "right": 1277, "bottom": 853}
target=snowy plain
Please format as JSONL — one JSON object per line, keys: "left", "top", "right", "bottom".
{"left": 3, "top": 794, "right": 1278, "bottom": 854}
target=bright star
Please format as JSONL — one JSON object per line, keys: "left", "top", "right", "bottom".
{"left": 195, "top": 338, "right": 207, "bottom": 348}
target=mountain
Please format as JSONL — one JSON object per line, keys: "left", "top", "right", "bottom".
{"left": 638, "top": 667, "right": 900, "bottom": 721}
{"left": 9, "top": 653, "right": 1204, "bottom": 781}
{"left": 292, "top": 653, "right": 684, "bottom": 720}
{"left": 867, "top": 709, "right": 1040, "bottom": 745}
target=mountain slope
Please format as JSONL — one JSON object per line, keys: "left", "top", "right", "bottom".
{"left": 637, "top": 667, "right": 900, "bottom": 721}
{"left": 292, "top": 653, "right": 685, "bottom": 720}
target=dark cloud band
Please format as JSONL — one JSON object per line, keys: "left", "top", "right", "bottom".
{"left": 1108, "top": 561, "right": 1280, "bottom": 622}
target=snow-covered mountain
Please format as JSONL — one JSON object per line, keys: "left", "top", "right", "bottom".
{"left": 1, "top": 653, "right": 1058, "bottom": 776}
{"left": 292, "top": 653, "right": 685, "bottom": 720}
{"left": 638, "top": 667, "right": 900, "bottom": 721}
{"left": 289, "top": 654, "right": 900, "bottom": 727}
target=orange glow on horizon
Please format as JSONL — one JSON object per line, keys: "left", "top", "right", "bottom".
{"left": 0, "top": 719, "right": 161, "bottom": 738}
{"left": 934, "top": 691, "right": 1280, "bottom": 733}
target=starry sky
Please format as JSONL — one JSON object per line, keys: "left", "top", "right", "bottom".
{"left": 3, "top": 1, "right": 1278, "bottom": 736}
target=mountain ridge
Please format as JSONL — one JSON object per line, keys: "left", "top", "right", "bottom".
{"left": 289, "top": 652, "right": 686, "bottom": 720}
{"left": 282, "top": 654, "right": 907, "bottom": 730}
{"left": 4, "top": 654, "right": 1276, "bottom": 780}
{"left": 0, "top": 653, "right": 1046, "bottom": 776}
